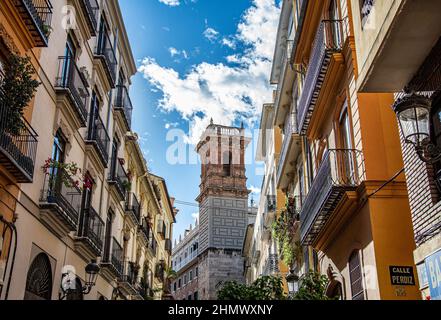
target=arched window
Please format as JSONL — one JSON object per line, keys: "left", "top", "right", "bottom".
{"left": 24, "top": 253, "right": 53, "bottom": 300}
{"left": 349, "top": 250, "right": 365, "bottom": 300}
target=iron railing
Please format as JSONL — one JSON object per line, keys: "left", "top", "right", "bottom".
{"left": 55, "top": 56, "right": 90, "bottom": 125}
{"left": 139, "top": 218, "right": 152, "bottom": 243}
{"left": 115, "top": 85, "right": 133, "bottom": 130}
{"left": 95, "top": 30, "right": 117, "bottom": 85}
{"left": 297, "top": 19, "right": 344, "bottom": 134}
{"left": 121, "top": 260, "right": 139, "bottom": 286}
{"left": 79, "top": 0, "right": 99, "bottom": 34}
{"left": 125, "top": 192, "right": 141, "bottom": 224}
{"left": 78, "top": 207, "right": 105, "bottom": 253}
{"left": 266, "top": 195, "right": 276, "bottom": 213}
{"left": 300, "top": 149, "right": 365, "bottom": 245}
{"left": 40, "top": 167, "right": 82, "bottom": 228}
{"left": 0, "top": 95, "right": 38, "bottom": 183}
{"left": 149, "top": 235, "right": 157, "bottom": 257}
{"left": 277, "top": 112, "right": 298, "bottom": 184}
{"left": 108, "top": 159, "right": 129, "bottom": 199}
{"left": 87, "top": 114, "right": 110, "bottom": 165}
{"left": 16, "top": 0, "right": 53, "bottom": 46}
{"left": 110, "top": 238, "right": 124, "bottom": 275}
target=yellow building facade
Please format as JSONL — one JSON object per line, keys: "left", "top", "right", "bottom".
{"left": 270, "top": 0, "right": 420, "bottom": 299}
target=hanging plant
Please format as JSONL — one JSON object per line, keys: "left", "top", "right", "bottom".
{"left": 272, "top": 196, "right": 302, "bottom": 267}
{"left": 43, "top": 158, "right": 90, "bottom": 190}
{"left": 0, "top": 54, "right": 40, "bottom": 135}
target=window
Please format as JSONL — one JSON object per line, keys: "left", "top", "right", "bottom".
{"left": 194, "top": 291, "right": 198, "bottom": 300}
{"left": 88, "top": 91, "right": 101, "bottom": 139}
{"left": 178, "top": 278, "right": 181, "bottom": 288}
{"left": 349, "top": 251, "right": 365, "bottom": 300}
{"left": 173, "top": 282, "right": 177, "bottom": 292}
{"left": 49, "top": 130, "right": 67, "bottom": 193}
{"left": 195, "top": 267, "right": 198, "bottom": 277}
{"left": 189, "top": 270, "right": 193, "bottom": 281}
{"left": 24, "top": 253, "right": 53, "bottom": 300}
{"left": 222, "top": 151, "right": 232, "bottom": 176}
{"left": 184, "top": 274, "right": 187, "bottom": 285}
{"left": 103, "top": 210, "right": 114, "bottom": 263}
{"left": 110, "top": 137, "right": 119, "bottom": 179}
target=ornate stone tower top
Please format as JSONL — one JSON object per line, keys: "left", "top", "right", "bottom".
{"left": 196, "top": 122, "right": 251, "bottom": 203}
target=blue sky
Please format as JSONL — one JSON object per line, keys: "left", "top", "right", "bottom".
{"left": 119, "top": 0, "right": 280, "bottom": 242}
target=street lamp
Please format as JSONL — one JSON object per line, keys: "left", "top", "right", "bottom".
{"left": 286, "top": 270, "right": 299, "bottom": 295}
{"left": 392, "top": 92, "right": 441, "bottom": 163}
{"left": 60, "top": 260, "right": 101, "bottom": 300}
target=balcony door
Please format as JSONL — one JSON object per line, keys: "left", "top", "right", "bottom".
{"left": 97, "top": 17, "right": 109, "bottom": 54}
{"left": 339, "top": 104, "right": 356, "bottom": 185}
{"left": 88, "top": 91, "right": 100, "bottom": 139}
{"left": 49, "top": 130, "right": 67, "bottom": 194}
{"left": 110, "top": 137, "right": 119, "bottom": 180}
{"left": 327, "top": 0, "right": 342, "bottom": 48}
{"left": 103, "top": 210, "right": 114, "bottom": 262}
{"left": 61, "top": 36, "right": 76, "bottom": 87}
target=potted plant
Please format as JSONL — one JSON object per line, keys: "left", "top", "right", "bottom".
{"left": 0, "top": 54, "right": 40, "bottom": 135}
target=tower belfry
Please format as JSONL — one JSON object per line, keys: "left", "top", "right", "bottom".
{"left": 195, "top": 122, "right": 251, "bottom": 300}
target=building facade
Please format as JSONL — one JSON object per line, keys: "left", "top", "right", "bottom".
{"left": 0, "top": 0, "right": 176, "bottom": 300}
{"left": 171, "top": 223, "right": 199, "bottom": 300}
{"left": 195, "top": 122, "right": 251, "bottom": 300}
{"left": 262, "top": 0, "right": 421, "bottom": 300}
{"left": 349, "top": 0, "right": 441, "bottom": 300}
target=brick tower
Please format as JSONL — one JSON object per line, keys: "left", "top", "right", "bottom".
{"left": 195, "top": 120, "right": 251, "bottom": 300}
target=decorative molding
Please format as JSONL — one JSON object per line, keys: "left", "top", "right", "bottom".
{"left": 0, "top": 23, "right": 20, "bottom": 54}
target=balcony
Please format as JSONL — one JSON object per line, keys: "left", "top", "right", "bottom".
{"left": 75, "top": 207, "right": 105, "bottom": 258}
{"left": 165, "top": 238, "right": 172, "bottom": 254}
{"left": 157, "top": 219, "right": 166, "bottom": 239}
{"left": 114, "top": 85, "right": 133, "bottom": 131}
{"left": 263, "top": 254, "right": 279, "bottom": 276}
{"left": 300, "top": 149, "right": 365, "bottom": 246}
{"left": 354, "top": 0, "right": 441, "bottom": 92}
{"left": 108, "top": 159, "right": 129, "bottom": 201}
{"left": 78, "top": 0, "right": 99, "bottom": 36}
{"left": 297, "top": 20, "right": 344, "bottom": 136}
{"left": 0, "top": 100, "right": 38, "bottom": 183}
{"left": 86, "top": 115, "right": 110, "bottom": 167}
{"left": 125, "top": 192, "right": 141, "bottom": 227}
{"left": 94, "top": 31, "right": 117, "bottom": 88}
{"left": 273, "top": 40, "right": 295, "bottom": 125}
{"left": 276, "top": 112, "right": 301, "bottom": 189}
{"left": 119, "top": 260, "right": 140, "bottom": 297}
{"left": 138, "top": 218, "right": 151, "bottom": 246}
{"left": 155, "top": 260, "right": 165, "bottom": 281}
{"left": 148, "top": 235, "right": 157, "bottom": 257}
{"left": 55, "top": 56, "right": 90, "bottom": 127}
{"left": 14, "top": 0, "right": 53, "bottom": 47}
{"left": 39, "top": 168, "right": 82, "bottom": 237}
{"left": 263, "top": 195, "right": 277, "bottom": 229}
{"left": 100, "top": 237, "right": 124, "bottom": 281}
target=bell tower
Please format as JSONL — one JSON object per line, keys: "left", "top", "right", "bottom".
{"left": 195, "top": 121, "right": 251, "bottom": 300}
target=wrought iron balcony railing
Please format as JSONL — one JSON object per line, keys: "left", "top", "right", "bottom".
{"left": 55, "top": 56, "right": 90, "bottom": 126}
{"left": 277, "top": 112, "right": 298, "bottom": 184}
{"left": 15, "top": 0, "right": 53, "bottom": 47}
{"left": 79, "top": 0, "right": 99, "bottom": 35}
{"left": 300, "top": 149, "right": 365, "bottom": 245}
{"left": 149, "top": 235, "right": 157, "bottom": 257}
{"left": 138, "top": 218, "right": 152, "bottom": 244}
{"left": 95, "top": 30, "right": 117, "bottom": 86}
{"left": 102, "top": 237, "right": 124, "bottom": 277}
{"left": 0, "top": 98, "right": 38, "bottom": 183}
{"left": 114, "top": 85, "right": 133, "bottom": 131}
{"left": 78, "top": 207, "right": 105, "bottom": 254}
{"left": 297, "top": 19, "right": 344, "bottom": 135}
{"left": 121, "top": 260, "right": 139, "bottom": 286}
{"left": 125, "top": 192, "right": 141, "bottom": 225}
{"left": 87, "top": 114, "right": 110, "bottom": 166}
{"left": 266, "top": 195, "right": 277, "bottom": 214}
{"left": 108, "top": 159, "right": 129, "bottom": 200}
{"left": 40, "top": 168, "right": 82, "bottom": 231}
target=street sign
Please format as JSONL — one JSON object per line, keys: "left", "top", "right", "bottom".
{"left": 389, "top": 266, "right": 416, "bottom": 286}
{"left": 425, "top": 249, "right": 441, "bottom": 300}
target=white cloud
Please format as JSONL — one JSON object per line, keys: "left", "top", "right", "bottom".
{"left": 139, "top": 0, "right": 281, "bottom": 144}
{"left": 203, "top": 27, "right": 219, "bottom": 43}
{"left": 221, "top": 37, "right": 236, "bottom": 49}
{"left": 168, "top": 47, "right": 190, "bottom": 61}
{"left": 165, "top": 122, "right": 180, "bottom": 129}
{"left": 191, "top": 212, "right": 199, "bottom": 221}
{"left": 249, "top": 185, "right": 261, "bottom": 195}
{"left": 169, "top": 47, "right": 180, "bottom": 57}
{"left": 159, "top": 0, "right": 180, "bottom": 6}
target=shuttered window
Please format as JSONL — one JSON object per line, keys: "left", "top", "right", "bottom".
{"left": 349, "top": 251, "right": 365, "bottom": 300}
